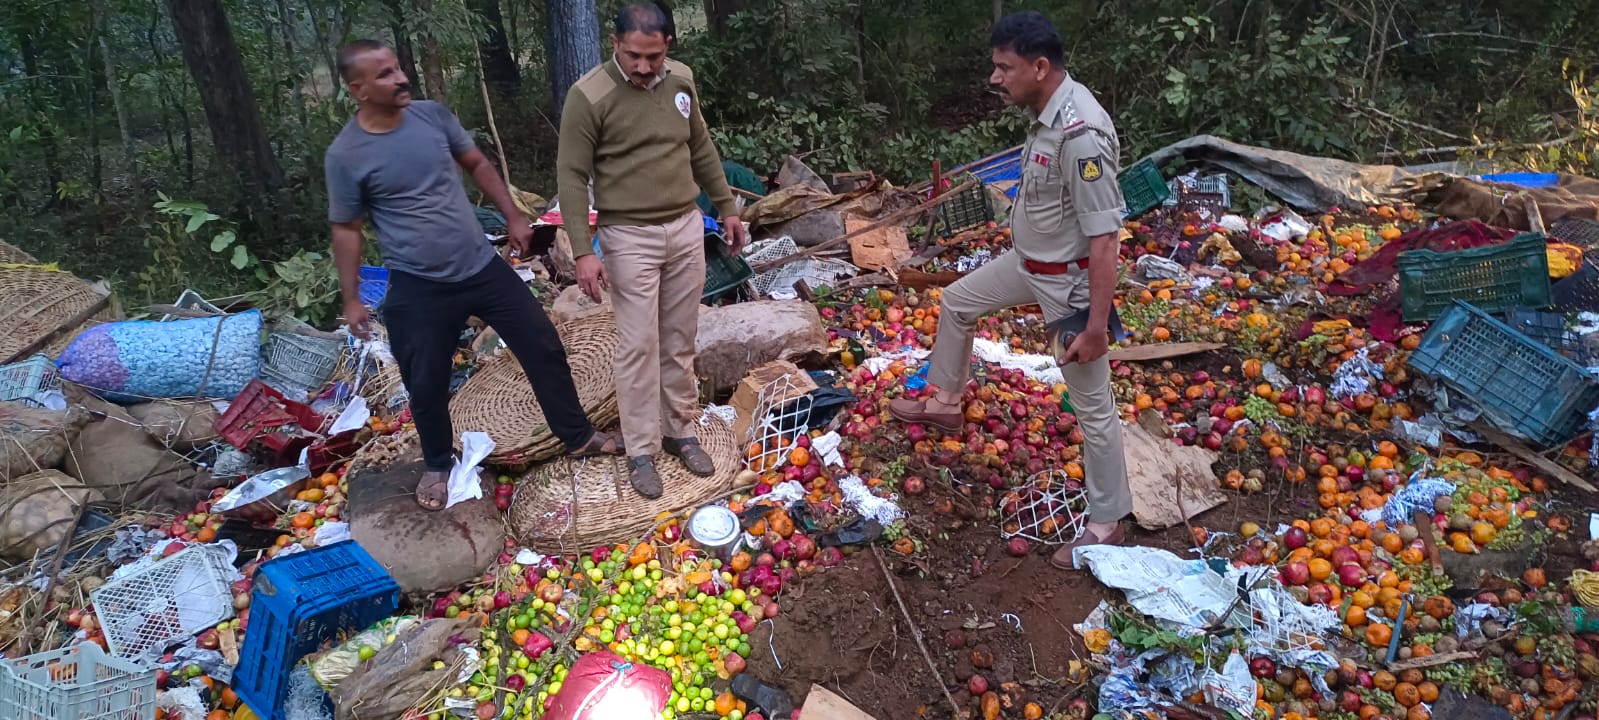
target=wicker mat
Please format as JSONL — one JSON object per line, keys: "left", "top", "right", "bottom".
{"left": 449, "top": 311, "right": 621, "bottom": 465}
{"left": 508, "top": 414, "right": 743, "bottom": 553}
{"left": 0, "top": 241, "right": 38, "bottom": 265}
{"left": 0, "top": 266, "right": 119, "bottom": 361}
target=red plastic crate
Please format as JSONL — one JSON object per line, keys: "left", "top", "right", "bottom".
{"left": 214, "top": 380, "right": 323, "bottom": 452}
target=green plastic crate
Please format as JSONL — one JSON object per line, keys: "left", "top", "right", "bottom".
{"left": 1397, "top": 233, "right": 1552, "bottom": 323}
{"left": 1118, "top": 159, "right": 1169, "bottom": 219}
{"left": 1408, "top": 301, "right": 1599, "bottom": 446}
{"left": 937, "top": 181, "right": 992, "bottom": 236}
{"left": 703, "top": 233, "right": 752, "bottom": 303}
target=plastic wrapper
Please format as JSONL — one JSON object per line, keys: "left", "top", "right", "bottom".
{"left": 309, "top": 616, "right": 424, "bottom": 689}
{"left": 543, "top": 650, "right": 673, "bottom": 720}
{"left": 447, "top": 431, "right": 494, "bottom": 508}
{"left": 57, "top": 310, "right": 263, "bottom": 402}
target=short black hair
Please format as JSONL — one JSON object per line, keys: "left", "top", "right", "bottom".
{"left": 337, "top": 39, "right": 387, "bottom": 81}
{"left": 615, "top": 2, "right": 674, "bottom": 39}
{"left": 991, "top": 11, "right": 1064, "bottom": 66}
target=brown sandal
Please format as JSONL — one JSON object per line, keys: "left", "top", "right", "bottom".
{"left": 1049, "top": 524, "right": 1126, "bottom": 570}
{"left": 628, "top": 456, "right": 663, "bottom": 499}
{"left": 568, "top": 430, "right": 626, "bottom": 458}
{"left": 888, "top": 397, "right": 963, "bottom": 432}
{"left": 663, "top": 437, "right": 715, "bottom": 477}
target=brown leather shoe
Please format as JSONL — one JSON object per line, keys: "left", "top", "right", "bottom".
{"left": 628, "top": 456, "right": 663, "bottom": 499}
{"left": 887, "top": 397, "right": 963, "bottom": 432}
{"left": 1049, "top": 524, "right": 1126, "bottom": 570}
{"left": 663, "top": 437, "right": 715, "bottom": 477}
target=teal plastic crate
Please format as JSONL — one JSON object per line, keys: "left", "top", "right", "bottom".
{"left": 936, "top": 181, "right": 993, "bottom": 236}
{"left": 0, "top": 642, "right": 156, "bottom": 720}
{"left": 1397, "top": 233, "right": 1552, "bottom": 322}
{"left": 1118, "top": 159, "right": 1170, "bottom": 219}
{"left": 1408, "top": 301, "right": 1599, "bottom": 446}
{"left": 0, "top": 354, "right": 58, "bottom": 408}
{"left": 703, "top": 232, "right": 752, "bottom": 303}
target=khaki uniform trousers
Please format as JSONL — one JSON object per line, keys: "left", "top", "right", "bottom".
{"left": 926, "top": 251, "right": 1132, "bottom": 524}
{"left": 597, "top": 209, "right": 705, "bottom": 457}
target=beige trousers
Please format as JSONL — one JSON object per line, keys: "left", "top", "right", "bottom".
{"left": 597, "top": 209, "right": 706, "bottom": 457}
{"left": 927, "top": 251, "right": 1132, "bottom": 524}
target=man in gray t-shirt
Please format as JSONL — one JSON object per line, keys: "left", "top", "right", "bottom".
{"left": 325, "top": 40, "right": 623, "bottom": 511}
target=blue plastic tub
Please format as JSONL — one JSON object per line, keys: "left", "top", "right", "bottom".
{"left": 357, "top": 266, "right": 388, "bottom": 308}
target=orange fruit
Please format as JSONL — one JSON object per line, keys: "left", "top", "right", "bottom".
{"left": 715, "top": 691, "right": 738, "bottom": 716}
{"left": 220, "top": 688, "right": 239, "bottom": 710}
{"left": 290, "top": 513, "right": 315, "bottom": 530}
{"left": 296, "top": 488, "right": 325, "bottom": 503}
{"left": 1308, "top": 559, "right": 1333, "bottom": 581}
{"left": 1346, "top": 605, "right": 1368, "bottom": 627}
{"left": 1373, "top": 671, "right": 1397, "bottom": 691}
{"left": 1365, "top": 623, "right": 1393, "bottom": 647}
{"left": 197, "top": 527, "right": 217, "bottom": 543}
{"left": 1394, "top": 682, "right": 1420, "bottom": 707}
{"left": 789, "top": 447, "right": 810, "bottom": 468}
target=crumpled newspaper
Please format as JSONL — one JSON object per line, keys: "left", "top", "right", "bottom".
{"left": 1135, "top": 254, "right": 1191, "bottom": 283}
{"left": 1330, "top": 347, "right": 1384, "bottom": 400}
{"left": 108, "top": 525, "right": 159, "bottom": 564}
{"left": 314, "top": 521, "right": 351, "bottom": 547}
{"left": 971, "top": 338, "right": 1064, "bottom": 385}
{"left": 1380, "top": 474, "right": 1455, "bottom": 528}
{"left": 166, "top": 644, "right": 234, "bottom": 684}
{"left": 1455, "top": 602, "right": 1511, "bottom": 639}
{"left": 954, "top": 248, "right": 996, "bottom": 272}
{"left": 155, "top": 685, "right": 207, "bottom": 720}
{"left": 839, "top": 475, "right": 905, "bottom": 526}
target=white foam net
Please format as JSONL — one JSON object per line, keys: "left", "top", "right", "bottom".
{"left": 998, "top": 469, "right": 1088, "bottom": 545}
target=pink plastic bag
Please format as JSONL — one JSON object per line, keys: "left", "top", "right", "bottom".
{"left": 542, "top": 651, "right": 673, "bottom": 720}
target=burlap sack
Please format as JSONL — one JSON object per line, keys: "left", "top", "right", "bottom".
{"left": 1, "top": 469, "right": 100, "bottom": 561}
{"left": 126, "top": 401, "right": 221, "bottom": 450}
{"left": 0, "top": 403, "right": 84, "bottom": 480}
{"left": 61, "top": 386, "right": 224, "bottom": 512}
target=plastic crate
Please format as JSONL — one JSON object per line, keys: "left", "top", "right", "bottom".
{"left": 261, "top": 332, "right": 345, "bottom": 392}
{"left": 214, "top": 380, "right": 324, "bottom": 452}
{"left": 357, "top": 266, "right": 388, "bottom": 308}
{"left": 0, "top": 641, "right": 157, "bottom": 720}
{"left": 0, "top": 354, "right": 59, "bottom": 408}
{"left": 703, "top": 233, "right": 753, "bottom": 303}
{"left": 1551, "top": 217, "right": 1599, "bottom": 249}
{"left": 1503, "top": 307, "right": 1594, "bottom": 366}
{"left": 159, "top": 289, "right": 223, "bottom": 322}
{"left": 232, "top": 541, "right": 399, "bottom": 720}
{"left": 936, "top": 181, "right": 992, "bottom": 236}
{"left": 90, "top": 545, "right": 236, "bottom": 661}
{"left": 1397, "top": 233, "right": 1553, "bottom": 322}
{"left": 1119, "top": 159, "right": 1170, "bottom": 219}
{"left": 1476, "top": 172, "right": 1560, "bottom": 189}
{"left": 1408, "top": 301, "right": 1599, "bottom": 446}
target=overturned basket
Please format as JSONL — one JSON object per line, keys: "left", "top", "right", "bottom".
{"left": 449, "top": 311, "right": 621, "bottom": 464}
{"left": 509, "top": 414, "right": 744, "bottom": 552}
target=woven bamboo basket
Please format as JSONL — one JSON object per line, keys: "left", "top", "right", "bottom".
{"left": 449, "top": 311, "right": 621, "bottom": 464}
{"left": 508, "top": 414, "right": 745, "bottom": 552}
{"left": 0, "top": 241, "right": 38, "bottom": 265}
{"left": 0, "top": 266, "right": 119, "bottom": 361}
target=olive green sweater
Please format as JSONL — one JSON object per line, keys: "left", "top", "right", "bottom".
{"left": 556, "top": 58, "right": 737, "bottom": 257}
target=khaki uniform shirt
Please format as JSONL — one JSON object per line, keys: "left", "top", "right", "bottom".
{"left": 1011, "top": 76, "right": 1126, "bottom": 265}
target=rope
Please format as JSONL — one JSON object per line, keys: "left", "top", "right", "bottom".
{"left": 1571, "top": 569, "right": 1599, "bottom": 609}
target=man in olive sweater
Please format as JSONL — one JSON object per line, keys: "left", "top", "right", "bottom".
{"left": 556, "top": 2, "right": 747, "bottom": 499}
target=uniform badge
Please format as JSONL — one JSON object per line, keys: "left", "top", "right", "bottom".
{"left": 1031, "top": 152, "right": 1051, "bottom": 168}
{"left": 1078, "top": 156, "right": 1104, "bottom": 182}
{"left": 674, "top": 92, "right": 692, "bottom": 118}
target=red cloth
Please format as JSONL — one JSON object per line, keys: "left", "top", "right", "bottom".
{"left": 542, "top": 651, "right": 673, "bottom": 720}
{"left": 1325, "top": 220, "right": 1515, "bottom": 295}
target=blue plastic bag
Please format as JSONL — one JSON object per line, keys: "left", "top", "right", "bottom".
{"left": 57, "top": 310, "right": 263, "bottom": 402}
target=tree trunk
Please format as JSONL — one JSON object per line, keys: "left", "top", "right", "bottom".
{"left": 470, "top": 0, "right": 522, "bottom": 100}
{"left": 97, "top": 27, "right": 137, "bottom": 176}
{"left": 165, "top": 0, "right": 283, "bottom": 192}
{"left": 20, "top": 35, "right": 62, "bottom": 203}
{"left": 382, "top": 0, "right": 423, "bottom": 91}
{"left": 273, "top": 0, "right": 310, "bottom": 130}
{"left": 545, "top": 0, "right": 600, "bottom": 117}
{"left": 415, "top": 0, "right": 448, "bottom": 99}
{"left": 84, "top": 12, "right": 104, "bottom": 194}
{"left": 146, "top": 0, "right": 180, "bottom": 178}
{"left": 305, "top": 0, "right": 341, "bottom": 97}
{"left": 705, "top": 0, "right": 747, "bottom": 35}
{"left": 993, "top": 0, "right": 1002, "bottom": 21}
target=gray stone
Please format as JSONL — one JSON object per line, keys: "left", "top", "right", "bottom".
{"left": 548, "top": 284, "right": 611, "bottom": 326}
{"left": 347, "top": 460, "right": 506, "bottom": 594}
{"left": 696, "top": 300, "right": 827, "bottom": 395}
{"left": 767, "top": 210, "right": 845, "bottom": 247}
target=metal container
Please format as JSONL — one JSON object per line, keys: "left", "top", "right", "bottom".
{"left": 687, "top": 506, "right": 741, "bottom": 560}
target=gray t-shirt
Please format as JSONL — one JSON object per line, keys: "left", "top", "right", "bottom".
{"left": 325, "top": 100, "right": 497, "bottom": 282}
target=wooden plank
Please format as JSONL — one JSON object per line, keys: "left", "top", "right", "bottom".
{"left": 1387, "top": 650, "right": 1476, "bottom": 673}
{"left": 1106, "top": 342, "right": 1226, "bottom": 363}
{"left": 1470, "top": 422, "right": 1598, "bottom": 493}
{"left": 803, "top": 685, "right": 880, "bottom": 720}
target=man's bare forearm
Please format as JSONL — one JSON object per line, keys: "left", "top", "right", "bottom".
{"left": 332, "top": 222, "right": 364, "bottom": 305}
{"left": 470, "top": 161, "right": 522, "bottom": 226}
{"left": 1085, "top": 233, "right": 1117, "bottom": 330}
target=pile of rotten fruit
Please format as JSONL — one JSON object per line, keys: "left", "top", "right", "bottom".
{"left": 33, "top": 196, "right": 1599, "bottom": 720}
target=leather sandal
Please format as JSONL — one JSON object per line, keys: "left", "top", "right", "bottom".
{"left": 415, "top": 470, "right": 449, "bottom": 511}
{"left": 663, "top": 436, "right": 715, "bottom": 477}
{"left": 1049, "top": 524, "right": 1126, "bottom": 570}
{"left": 888, "top": 397, "right": 963, "bottom": 432}
{"left": 628, "top": 456, "right": 663, "bottom": 499}
{"left": 568, "top": 430, "right": 626, "bottom": 458}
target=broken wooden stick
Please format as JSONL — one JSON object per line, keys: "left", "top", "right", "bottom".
{"left": 751, "top": 179, "right": 978, "bottom": 274}
{"left": 873, "top": 547, "right": 967, "bottom": 720}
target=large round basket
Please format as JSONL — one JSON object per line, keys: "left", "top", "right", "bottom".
{"left": 509, "top": 414, "right": 745, "bottom": 553}
{"left": 0, "top": 266, "right": 119, "bottom": 361}
{"left": 448, "top": 311, "right": 621, "bottom": 464}
{"left": 0, "top": 241, "right": 38, "bottom": 265}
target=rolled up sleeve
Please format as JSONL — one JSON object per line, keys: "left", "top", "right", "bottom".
{"left": 1064, "top": 130, "right": 1125, "bottom": 238}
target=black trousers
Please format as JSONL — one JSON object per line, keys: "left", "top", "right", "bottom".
{"left": 383, "top": 258, "right": 593, "bottom": 471}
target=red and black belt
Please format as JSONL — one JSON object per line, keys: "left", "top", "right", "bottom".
{"left": 1022, "top": 257, "right": 1090, "bottom": 275}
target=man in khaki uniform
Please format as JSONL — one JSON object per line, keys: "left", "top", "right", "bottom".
{"left": 556, "top": 2, "right": 747, "bottom": 499}
{"left": 890, "top": 11, "right": 1131, "bottom": 566}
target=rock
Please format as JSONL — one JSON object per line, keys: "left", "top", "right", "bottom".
{"left": 126, "top": 400, "right": 220, "bottom": 450}
{"left": 549, "top": 284, "right": 611, "bottom": 326}
{"left": 347, "top": 460, "right": 506, "bottom": 594}
{"left": 1431, "top": 684, "right": 1513, "bottom": 720}
{"left": 696, "top": 300, "right": 827, "bottom": 395}
{"left": 768, "top": 210, "right": 845, "bottom": 248}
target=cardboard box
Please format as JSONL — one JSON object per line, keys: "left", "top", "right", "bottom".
{"left": 846, "top": 216, "right": 911, "bottom": 271}
{"left": 730, "top": 360, "right": 818, "bottom": 444}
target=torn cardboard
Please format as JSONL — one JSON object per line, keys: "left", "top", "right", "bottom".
{"left": 1124, "top": 422, "right": 1226, "bottom": 530}
{"left": 730, "top": 360, "right": 818, "bottom": 443}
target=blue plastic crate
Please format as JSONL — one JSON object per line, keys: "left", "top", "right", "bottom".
{"left": 1408, "top": 301, "right": 1599, "bottom": 447}
{"left": 232, "top": 541, "right": 399, "bottom": 720}
{"left": 357, "top": 266, "right": 388, "bottom": 308}
{"left": 1475, "top": 172, "right": 1560, "bottom": 189}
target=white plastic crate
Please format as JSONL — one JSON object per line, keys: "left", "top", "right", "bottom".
{"left": 0, "top": 641, "right": 157, "bottom": 720}
{"left": 260, "top": 332, "right": 346, "bottom": 394}
{"left": 159, "top": 289, "right": 222, "bottom": 321}
{"left": 89, "top": 545, "right": 236, "bottom": 661}
{"left": 0, "top": 355, "right": 59, "bottom": 407}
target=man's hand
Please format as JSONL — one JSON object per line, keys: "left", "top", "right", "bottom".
{"left": 506, "top": 221, "right": 533, "bottom": 259}
{"left": 723, "top": 215, "right": 749, "bottom": 256}
{"left": 1061, "top": 326, "right": 1109, "bottom": 364}
{"left": 343, "top": 301, "right": 373, "bottom": 340}
{"left": 576, "top": 255, "right": 608, "bottom": 303}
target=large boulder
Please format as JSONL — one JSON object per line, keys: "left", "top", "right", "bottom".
{"left": 347, "top": 459, "right": 505, "bottom": 594}
{"left": 696, "top": 301, "right": 827, "bottom": 395}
